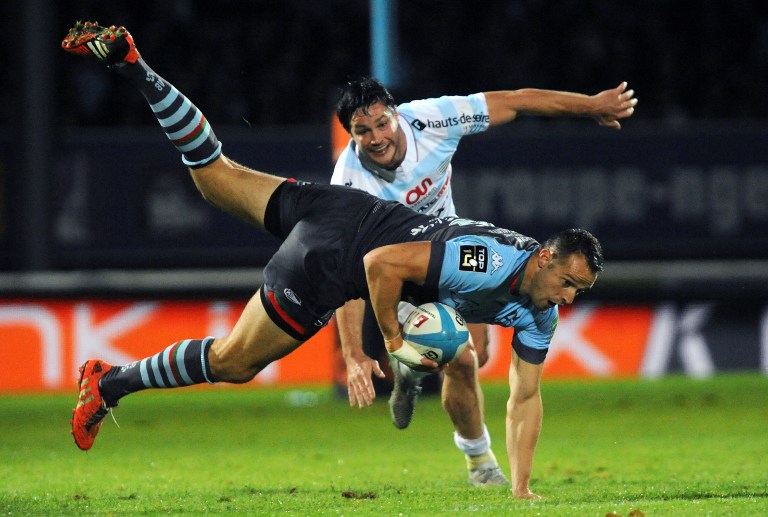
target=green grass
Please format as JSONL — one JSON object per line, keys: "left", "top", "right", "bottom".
{"left": 1, "top": 374, "right": 767, "bottom": 515}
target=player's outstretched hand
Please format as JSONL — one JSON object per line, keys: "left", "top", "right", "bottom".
{"left": 592, "top": 81, "right": 638, "bottom": 129}
{"left": 345, "top": 355, "right": 385, "bottom": 408}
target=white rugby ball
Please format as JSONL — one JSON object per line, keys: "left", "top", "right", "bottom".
{"left": 402, "top": 302, "right": 469, "bottom": 365}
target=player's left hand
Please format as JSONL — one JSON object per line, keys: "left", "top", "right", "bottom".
{"left": 592, "top": 81, "right": 638, "bottom": 129}
{"left": 345, "top": 356, "right": 385, "bottom": 408}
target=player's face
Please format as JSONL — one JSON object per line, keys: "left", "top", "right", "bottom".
{"left": 528, "top": 252, "right": 597, "bottom": 311}
{"left": 350, "top": 102, "right": 406, "bottom": 170}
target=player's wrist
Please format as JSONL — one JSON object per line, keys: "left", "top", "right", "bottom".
{"left": 383, "top": 331, "right": 401, "bottom": 343}
{"left": 388, "top": 340, "right": 423, "bottom": 368}
{"left": 381, "top": 330, "right": 402, "bottom": 352}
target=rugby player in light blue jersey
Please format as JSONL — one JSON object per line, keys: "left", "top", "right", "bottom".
{"left": 331, "top": 77, "right": 635, "bottom": 488}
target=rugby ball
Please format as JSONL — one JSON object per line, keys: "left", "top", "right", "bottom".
{"left": 402, "top": 303, "right": 469, "bottom": 365}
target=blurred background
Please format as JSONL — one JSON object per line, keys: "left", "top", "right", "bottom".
{"left": 1, "top": 1, "right": 767, "bottom": 389}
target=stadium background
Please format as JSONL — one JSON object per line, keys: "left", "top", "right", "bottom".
{"left": 1, "top": 1, "right": 767, "bottom": 391}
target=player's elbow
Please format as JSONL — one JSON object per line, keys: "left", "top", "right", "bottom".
{"left": 363, "top": 248, "right": 389, "bottom": 278}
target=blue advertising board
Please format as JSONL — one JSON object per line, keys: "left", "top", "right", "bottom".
{"left": 43, "top": 124, "right": 768, "bottom": 268}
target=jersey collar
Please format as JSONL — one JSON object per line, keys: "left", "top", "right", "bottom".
{"left": 508, "top": 268, "right": 524, "bottom": 295}
{"left": 356, "top": 145, "right": 398, "bottom": 182}
{"left": 509, "top": 253, "right": 534, "bottom": 296}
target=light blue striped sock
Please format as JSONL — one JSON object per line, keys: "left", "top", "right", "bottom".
{"left": 99, "top": 337, "right": 216, "bottom": 405}
{"left": 116, "top": 57, "right": 222, "bottom": 168}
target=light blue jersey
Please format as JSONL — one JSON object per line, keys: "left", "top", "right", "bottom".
{"left": 331, "top": 93, "right": 490, "bottom": 218}
{"left": 435, "top": 234, "right": 558, "bottom": 354}
{"left": 397, "top": 219, "right": 560, "bottom": 363}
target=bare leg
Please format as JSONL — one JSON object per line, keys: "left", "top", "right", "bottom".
{"left": 209, "top": 290, "right": 303, "bottom": 382}
{"left": 442, "top": 342, "right": 484, "bottom": 439}
{"left": 72, "top": 288, "right": 301, "bottom": 450}
{"left": 443, "top": 329, "right": 509, "bottom": 485}
{"left": 442, "top": 323, "right": 491, "bottom": 439}
{"left": 468, "top": 323, "right": 490, "bottom": 367}
{"left": 188, "top": 155, "right": 288, "bottom": 232}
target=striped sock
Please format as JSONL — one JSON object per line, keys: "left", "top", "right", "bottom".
{"left": 115, "top": 57, "right": 222, "bottom": 168}
{"left": 99, "top": 337, "right": 217, "bottom": 405}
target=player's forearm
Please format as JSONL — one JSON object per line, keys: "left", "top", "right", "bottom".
{"left": 363, "top": 257, "right": 404, "bottom": 346}
{"left": 363, "top": 243, "right": 430, "bottom": 348}
{"left": 485, "top": 89, "right": 594, "bottom": 125}
{"left": 336, "top": 299, "right": 367, "bottom": 359}
{"left": 505, "top": 393, "right": 543, "bottom": 496}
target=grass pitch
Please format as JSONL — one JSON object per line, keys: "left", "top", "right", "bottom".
{"left": 1, "top": 374, "right": 766, "bottom": 516}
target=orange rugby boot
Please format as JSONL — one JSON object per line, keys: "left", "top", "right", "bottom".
{"left": 61, "top": 21, "right": 140, "bottom": 66}
{"left": 70, "top": 359, "right": 114, "bottom": 451}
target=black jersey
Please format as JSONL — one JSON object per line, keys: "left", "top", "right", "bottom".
{"left": 260, "top": 180, "right": 542, "bottom": 345}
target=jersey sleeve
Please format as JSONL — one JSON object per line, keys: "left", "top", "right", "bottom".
{"left": 435, "top": 235, "right": 504, "bottom": 291}
{"left": 330, "top": 143, "right": 354, "bottom": 186}
{"left": 398, "top": 93, "right": 491, "bottom": 139}
{"left": 425, "top": 241, "right": 446, "bottom": 288}
{"left": 433, "top": 234, "right": 558, "bottom": 366}
{"left": 512, "top": 308, "right": 558, "bottom": 365}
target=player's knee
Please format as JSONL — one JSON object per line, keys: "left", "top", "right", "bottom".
{"left": 475, "top": 345, "right": 490, "bottom": 368}
{"left": 209, "top": 338, "right": 265, "bottom": 383}
{"left": 444, "top": 347, "right": 477, "bottom": 382}
{"left": 468, "top": 324, "right": 490, "bottom": 367}
{"left": 189, "top": 169, "right": 218, "bottom": 206}
{"left": 210, "top": 359, "right": 257, "bottom": 384}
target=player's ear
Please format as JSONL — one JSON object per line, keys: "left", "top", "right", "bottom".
{"left": 392, "top": 109, "right": 401, "bottom": 127}
{"left": 537, "top": 248, "right": 554, "bottom": 269}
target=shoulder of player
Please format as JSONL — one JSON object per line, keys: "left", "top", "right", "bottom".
{"left": 399, "top": 94, "right": 482, "bottom": 111}
{"left": 510, "top": 304, "right": 557, "bottom": 335}
{"left": 331, "top": 155, "right": 385, "bottom": 189}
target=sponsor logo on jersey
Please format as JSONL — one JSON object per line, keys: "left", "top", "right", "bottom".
{"left": 418, "top": 113, "right": 491, "bottom": 130}
{"left": 409, "top": 216, "right": 446, "bottom": 235}
{"left": 459, "top": 245, "right": 488, "bottom": 272}
{"left": 411, "top": 119, "right": 427, "bottom": 131}
{"left": 284, "top": 288, "right": 302, "bottom": 305}
{"left": 490, "top": 247, "right": 503, "bottom": 274}
{"left": 496, "top": 307, "right": 520, "bottom": 327}
{"left": 406, "top": 170, "right": 451, "bottom": 208}
{"left": 406, "top": 178, "right": 433, "bottom": 205}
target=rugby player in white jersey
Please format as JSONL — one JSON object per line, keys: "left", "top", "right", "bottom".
{"left": 332, "top": 77, "right": 636, "bottom": 488}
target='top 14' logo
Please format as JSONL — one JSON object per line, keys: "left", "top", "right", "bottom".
{"left": 459, "top": 245, "right": 488, "bottom": 272}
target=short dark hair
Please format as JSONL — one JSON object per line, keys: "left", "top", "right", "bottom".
{"left": 335, "top": 76, "right": 397, "bottom": 133}
{"left": 543, "top": 228, "right": 604, "bottom": 273}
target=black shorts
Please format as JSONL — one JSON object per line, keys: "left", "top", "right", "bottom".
{"left": 259, "top": 180, "right": 450, "bottom": 341}
{"left": 259, "top": 180, "right": 379, "bottom": 341}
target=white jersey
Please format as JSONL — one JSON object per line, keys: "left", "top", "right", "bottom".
{"left": 330, "top": 93, "right": 491, "bottom": 218}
